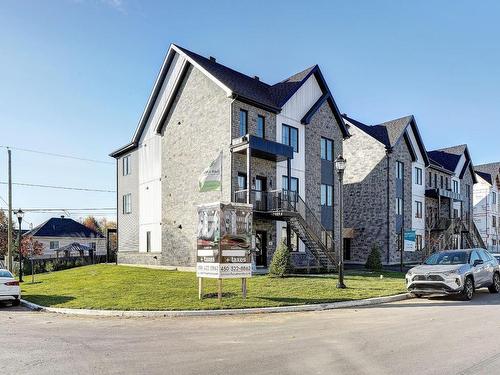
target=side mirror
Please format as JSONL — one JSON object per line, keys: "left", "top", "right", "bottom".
{"left": 473, "top": 259, "right": 484, "bottom": 267}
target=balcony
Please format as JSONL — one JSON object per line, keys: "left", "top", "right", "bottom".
{"left": 234, "top": 189, "right": 298, "bottom": 212}
{"left": 425, "top": 188, "right": 462, "bottom": 201}
{"left": 231, "top": 135, "right": 294, "bottom": 162}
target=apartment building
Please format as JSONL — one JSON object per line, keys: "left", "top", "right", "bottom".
{"left": 473, "top": 163, "right": 500, "bottom": 252}
{"left": 341, "top": 115, "right": 429, "bottom": 265}
{"left": 425, "top": 145, "right": 484, "bottom": 251}
{"left": 110, "top": 44, "right": 350, "bottom": 270}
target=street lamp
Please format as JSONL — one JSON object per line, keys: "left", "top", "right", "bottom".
{"left": 335, "top": 155, "right": 347, "bottom": 289}
{"left": 16, "top": 209, "right": 24, "bottom": 282}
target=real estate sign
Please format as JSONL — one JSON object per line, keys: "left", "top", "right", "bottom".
{"left": 404, "top": 230, "right": 416, "bottom": 252}
{"left": 196, "top": 202, "right": 253, "bottom": 278}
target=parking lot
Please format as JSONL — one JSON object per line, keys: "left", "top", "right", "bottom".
{"left": 1, "top": 291, "right": 500, "bottom": 374}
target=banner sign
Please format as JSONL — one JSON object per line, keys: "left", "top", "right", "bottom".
{"left": 196, "top": 202, "right": 253, "bottom": 278}
{"left": 198, "top": 152, "right": 222, "bottom": 192}
{"left": 404, "top": 230, "right": 416, "bottom": 252}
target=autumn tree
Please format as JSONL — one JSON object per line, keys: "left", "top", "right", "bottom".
{"left": 82, "top": 216, "right": 103, "bottom": 235}
{"left": 19, "top": 236, "right": 44, "bottom": 258}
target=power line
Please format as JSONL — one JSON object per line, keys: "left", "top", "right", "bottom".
{"left": 22, "top": 208, "right": 116, "bottom": 212}
{"left": 0, "top": 182, "right": 115, "bottom": 193}
{"left": 0, "top": 145, "right": 114, "bottom": 165}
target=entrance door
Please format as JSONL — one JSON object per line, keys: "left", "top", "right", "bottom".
{"left": 256, "top": 231, "right": 268, "bottom": 267}
{"left": 255, "top": 176, "right": 267, "bottom": 211}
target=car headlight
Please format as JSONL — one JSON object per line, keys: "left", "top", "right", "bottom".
{"left": 443, "top": 270, "right": 460, "bottom": 277}
{"left": 406, "top": 270, "right": 414, "bottom": 278}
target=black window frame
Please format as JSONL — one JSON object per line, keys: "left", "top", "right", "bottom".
{"left": 415, "top": 167, "right": 422, "bottom": 185}
{"left": 123, "top": 193, "right": 132, "bottom": 214}
{"left": 396, "top": 197, "right": 404, "bottom": 215}
{"left": 321, "top": 184, "right": 333, "bottom": 206}
{"left": 256, "top": 115, "right": 265, "bottom": 139}
{"left": 146, "top": 231, "right": 151, "bottom": 252}
{"left": 415, "top": 200, "right": 423, "bottom": 218}
{"left": 237, "top": 172, "right": 247, "bottom": 191}
{"left": 396, "top": 161, "right": 404, "bottom": 180}
{"left": 282, "top": 176, "right": 299, "bottom": 194}
{"left": 122, "top": 155, "right": 131, "bottom": 176}
{"left": 282, "top": 124, "right": 299, "bottom": 153}
{"left": 239, "top": 109, "right": 248, "bottom": 137}
{"left": 321, "top": 137, "right": 333, "bottom": 161}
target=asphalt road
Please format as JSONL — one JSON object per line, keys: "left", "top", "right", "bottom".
{"left": 1, "top": 291, "right": 500, "bottom": 375}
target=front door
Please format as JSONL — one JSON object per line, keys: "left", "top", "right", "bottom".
{"left": 256, "top": 231, "right": 267, "bottom": 267}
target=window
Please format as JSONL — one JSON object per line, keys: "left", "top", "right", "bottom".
{"left": 88, "top": 242, "right": 96, "bottom": 250}
{"left": 453, "top": 180, "right": 459, "bottom": 193}
{"left": 239, "top": 109, "right": 248, "bottom": 136}
{"left": 434, "top": 174, "right": 438, "bottom": 188}
{"left": 415, "top": 167, "right": 422, "bottom": 185}
{"left": 446, "top": 177, "right": 449, "bottom": 190}
{"left": 321, "top": 184, "right": 333, "bottom": 206}
{"left": 493, "top": 216, "right": 497, "bottom": 228}
{"left": 146, "top": 231, "right": 151, "bottom": 252}
{"left": 428, "top": 171, "right": 432, "bottom": 187}
{"left": 493, "top": 192, "right": 497, "bottom": 205}
{"left": 256, "top": 115, "right": 265, "bottom": 138}
{"left": 470, "top": 251, "right": 481, "bottom": 265}
{"left": 237, "top": 173, "right": 247, "bottom": 190}
{"left": 122, "top": 155, "right": 131, "bottom": 176}
{"left": 49, "top": 241, "right": 59, "bottom": 250}
{"left": 466, "top": 184, "right": 471, "bottom": 198}
{"left": 396, "top": 161, "right": 404, "bottom": 180}
{"left": 440, "top": 175, "right": 444, "bottom": 189}
{"left": 321, "top": 137, "right": 333, "bottom": 161}
{"left": 415, "top": 201, "right": 423, "bottom": 218}
{"left": 396, "top": 197, "right": 404, "bottom": 215}
{"left": 123, "top": 193, "right": 131, "bottom": 214}
{"left": 282, "top": 124, "right": 299, "bottom": 153}
{"left": 282, "top": 176, "right": 299, "bottom": 194}
{"left": 416, "top": 235, "right": 423, "bottom": 251}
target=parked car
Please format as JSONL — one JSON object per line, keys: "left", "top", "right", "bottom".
{"left": 493, "top": 254, "right": 500, "bottom": 263}
{"left": 0, "top": 269, "right": 21, "bottom": 306}
{"left": 406, "top": 249, "right": 500, "bottom": 300}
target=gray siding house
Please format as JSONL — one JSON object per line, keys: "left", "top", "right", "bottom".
{"left": 341, "top": 115, "right": 429, "bottom": 265}
{"left": 110, "top": 44, "right": 350, "bottom": 271}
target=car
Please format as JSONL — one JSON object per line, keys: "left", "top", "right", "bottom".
{"left": 493, "top": 253, "right": 500, "bottom": 263}
{"left": 0, "top": 269, "right": 21, "bottom": 306}
{"left": 406, "top": 248, "right": 500, "bottom": 300}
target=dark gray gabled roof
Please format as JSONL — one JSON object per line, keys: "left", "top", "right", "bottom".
{"left": 342, "top": 114, "right": 429, "bottom": 165}
{"left": 427, "top": 144, "right": 477, "bottom": 183}
{"left": 475, "top": 162, "right": 500, "bottom": 185}
{"left": 24, "top": 217, "right": 104, "bottom": 239}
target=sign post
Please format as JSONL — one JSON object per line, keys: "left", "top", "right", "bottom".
{"left": 196, "top": 202, "right": 253, "bottom": 300}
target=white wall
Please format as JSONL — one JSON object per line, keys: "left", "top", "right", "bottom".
{"left": 275, "top": 75, "right": 323, "bottom": 253}
{"left": 137, "top": 53, "right": 187, "bottom": 253}
{"left": 474, "top": 173, "right": 500, "bottom": 251}
{"left": 407, "top": 127, "right": 426, "bottom": 248}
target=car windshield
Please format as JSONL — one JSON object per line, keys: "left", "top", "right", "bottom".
{"left": 424, "top": 251, "right": 468, "bottom": 265}
{"left": 0, "top": 270, "right": 13, "bottom": 278}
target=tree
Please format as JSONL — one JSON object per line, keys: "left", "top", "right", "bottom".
{"left": 0, "top": 209, "right": 11, "bottom": 257}
{"left": 269, "top": 241, "right": 292, "bottom": 277}
{"left": 365, "top": 243, "right": 382, "bottom": 271}
{"left": 98, "top": 218, "right": 117, "bottom": 252}
{"left": 19, "top": 236, "right": 44, "bottom": 283}
{"left": 82, "top": 216, "right": 103, "bottom": 235}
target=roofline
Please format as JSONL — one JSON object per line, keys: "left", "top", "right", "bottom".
{"left": 109, "top": 142, "right": 137, "bottom": 158}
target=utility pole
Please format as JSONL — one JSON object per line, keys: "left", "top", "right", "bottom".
{"left": 7, "top": 148, "right": 13, "bottom": 271}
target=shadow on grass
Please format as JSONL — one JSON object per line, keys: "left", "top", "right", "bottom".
{"left": 259, "top": 296, "right": 351, "bottom": 305}
{"left": 203, "top": 292, "right": 237, "bottom": 299}
{"left": 22, "top": 295, "right": 75, "bottom": 307}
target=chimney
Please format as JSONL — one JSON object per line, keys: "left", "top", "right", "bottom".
{"left": 60, "top": 215, "right": 65, "bottom": 219}
{"left": 209, "top": 56, "right": 216, "bottom": 62}
{"left": 253, "top": 76, "right": 260, "bottom": 81}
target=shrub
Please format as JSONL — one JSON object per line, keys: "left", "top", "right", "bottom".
{"left": 45, "top": 261, "right": 54, "bottom": 273}
{"left": 269, "top": 242, "right": 292, "bottom": 277}
{"left": 365, "top": 243, "right": 383, "bottom": 271}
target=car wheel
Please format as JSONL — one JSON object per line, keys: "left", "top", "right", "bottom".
{"left": 11, "top": 299, "right": 20, "bottom": 307}
{"left": 461, "top": 277, "right": 474, "bottom": 301}
{"left": 488, "top": 273, "right": 500, "bottom": 294}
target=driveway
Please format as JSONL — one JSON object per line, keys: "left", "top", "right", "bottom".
{"left": 1, "top": 291, "right": 500, "bottom": 374}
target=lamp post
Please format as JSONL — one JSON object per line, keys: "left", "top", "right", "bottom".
{"left": 335, "top": 155, "right": 347, "bottom": 289}
{"left": 16, "top": 209, "right": 24, "bottom": 282}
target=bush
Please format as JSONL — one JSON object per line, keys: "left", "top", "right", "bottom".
{"left": 269, "top": 242, "right": 292, "bottom": 277}
{"left": 365, "top": 243, "right": 383, "bottom": 271}
{"left": 45, "top": 261, "right": 54, "bottom": 273}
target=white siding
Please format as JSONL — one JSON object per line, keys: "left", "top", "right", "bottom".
{"left": 473, "top": 173, "right": 500, "bottom": 251}
{"left": 407, "top": 127, "right": 426, "bottom": 248}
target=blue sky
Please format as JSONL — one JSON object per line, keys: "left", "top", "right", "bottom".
{"left": 1, "top": 0, "right": 499, "bottom": 227}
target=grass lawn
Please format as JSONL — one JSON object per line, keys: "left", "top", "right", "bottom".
{"left": 21, "top": 264, "right": 406, "bottom": 311}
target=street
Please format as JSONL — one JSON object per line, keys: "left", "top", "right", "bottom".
{"left": 1, "top": 291, "right": 500, "bottom": 375}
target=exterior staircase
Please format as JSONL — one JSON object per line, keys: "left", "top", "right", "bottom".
{"left": 235, "top": 189, "right": 336, "bottom": 269}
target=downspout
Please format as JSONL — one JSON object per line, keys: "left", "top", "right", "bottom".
{"left": 386, "top": 149, "right": 391, "bottom": 265}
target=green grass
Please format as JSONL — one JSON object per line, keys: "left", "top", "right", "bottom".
{"left": 21, "top": 265, "right": 406, "bottom": 311}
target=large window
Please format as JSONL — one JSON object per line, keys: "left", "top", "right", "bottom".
{"left": 282, "top": 176, "right": 299, "bottom": 194}
{"left": 396, "top": 161, "right": 404, "bottom": 180}
{"left": 122, "top": 155, "right": 131, "bottom": 176}
{"left": 237, "top": 173, "right": 247, "bottom": 190}
{"left": 321, "top": 184, "right": 333, "bottom": 206}
{"left": 321, "top": 137, "right": 333, "bottom": 161}
{"left": 415, "top": 201, "right": 423, "bottom": 218}
{"left": 282, "top": 124, "right": 298, "bottom": 153}
{"left": 49, "top": 241, "right": 59, "bottom": 250}
{"left": 123, "top": 193, "right": 131, "bottom": 214}
{"left": 415, "top": 167, "right": 422, "bottom": 185}
{"left": 257, "top": 115, "right": 265, "bottom": 138}
{"left": 239, "top": 109, "right": 248, "bottom": 136}
{"left": 396, "top": 197, "right": 404, "bottom": 215}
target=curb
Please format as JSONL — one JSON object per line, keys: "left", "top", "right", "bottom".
{"left": 20, "top": 293, "right": 412, "bottom": 318}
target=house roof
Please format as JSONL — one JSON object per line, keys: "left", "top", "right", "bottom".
{"left": 110, "top": 44, "right": 349, "bottom": 158}
{"left": 427, "top": 144, "right": 477, "bottom": 183}
{"left": 342, "top": 114, "right": 429, "bottom": 166}
{"left": 24, "top": 217, "right": 104, "bottom": 239}
{"left": 475, "top": 162, "right": 500, "bottom": 185}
